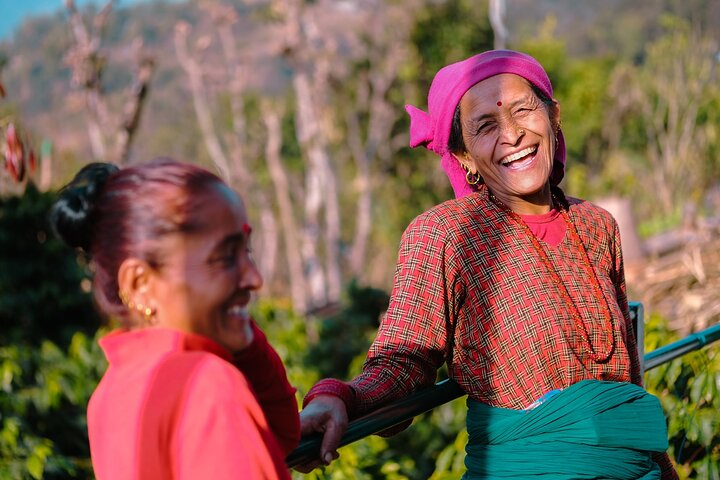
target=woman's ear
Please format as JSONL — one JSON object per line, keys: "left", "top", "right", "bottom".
{"left": 451, "top": 151, "right": 477, "bottom": 174}
{"left": 117, "top": 258, "right": 154, "bottom": 306}
{"left": 550, "top": 98, "right": 561, "bottom": 134}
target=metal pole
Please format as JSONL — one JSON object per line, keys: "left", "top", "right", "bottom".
{"left": 287, "top": 322, "right": 720, "bottom": 468}
{"left": 644, "top": 323, "right": 720, "bottom": 371}
{"left": 286, "top": 378, "right": 464, "bottom": 467}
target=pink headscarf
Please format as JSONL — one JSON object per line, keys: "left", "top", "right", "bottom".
{"left": 405, "top": 49, "right": 566, "bottom": 198}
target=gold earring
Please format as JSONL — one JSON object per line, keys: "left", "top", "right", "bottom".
{"left": 460, "top": 157, "right": 480, "bottom": 186}
{"left": 119, "top": 291, "right": 135, "bottom": 309}
{"left": 143, "top": 306, "right": 156, "bottom": 324}
{"left": 465, "top": 170, "right": 481, "bottom": 185}
{"left": 135, "top": 302, "right": 156, "bottom": 324}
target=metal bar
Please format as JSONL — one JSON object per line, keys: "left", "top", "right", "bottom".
{"left": 286, "top": 378, "right": 464, "bottom": 467}
{"left": 644, "top": 322, "right": 720, "bottom": 371}
{"left": 287, "top": 319, "right": 720, "bottom": 469}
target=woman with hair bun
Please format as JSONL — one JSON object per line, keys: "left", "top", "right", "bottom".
{"left": 50, "top": 158, "right": 299, "bottom": 479}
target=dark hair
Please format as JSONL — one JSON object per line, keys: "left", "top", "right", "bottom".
{"left": 50, "top": 157, "right": 225, "bottom": 319}
{"left": 447, "top": 80, "right": 559, "bottom": 155}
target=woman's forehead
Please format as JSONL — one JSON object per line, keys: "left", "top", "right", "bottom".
{"left": 460, "top": 75, "right": 535, "bottom": 117}
{"left": 466, "top": 74, "right": 532, "bottom": 101}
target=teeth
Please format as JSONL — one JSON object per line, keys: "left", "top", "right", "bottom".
{"left": 501, "top": 146, "right": 537, "bottom": 165}
{"left": 227, "top": 305, "right": 248, "bottom": 317}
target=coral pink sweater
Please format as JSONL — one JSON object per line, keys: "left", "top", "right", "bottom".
{"left": 88, "top": 323, "right": 299, "bottom": 479}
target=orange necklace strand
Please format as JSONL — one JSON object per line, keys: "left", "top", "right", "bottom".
{"left": 487, "top": 190, "right": 616, "bottom": 363}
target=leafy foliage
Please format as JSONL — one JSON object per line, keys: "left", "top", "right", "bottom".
{"left": 0, "top": 332, "right": 105, "bottom": 479}
{"left": 0, "top": 185, "right": 103, "bottom": 479}
{"left": 304, "top": 281, "right": 389, "bottom": 379}
{"left": 410, "top": 0, "right": 494, "bottom": 90}
{"left": 644, "top": 314, "right": 720, "bottom": 479}
{"left": 0, "top": 185, "right": 99, "bottom": 347}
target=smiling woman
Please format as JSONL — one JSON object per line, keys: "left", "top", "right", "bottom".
{"left": 297, "top": 50, "right": 679, "bottom": 479}
{"left": 49, "top": 158, "right": 299, "bottom": 479}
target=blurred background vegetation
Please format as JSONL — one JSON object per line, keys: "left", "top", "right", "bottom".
{"left": 1, "top": 0, "right": 719, "bottom": 478}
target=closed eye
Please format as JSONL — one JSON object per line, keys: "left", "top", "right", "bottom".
{"left": 476, "top": 121, "right": 495, "bottom": 135}
{"left": 210, "top": 251, "right": 237, "bottom": 267}
{"left": 209, "top": 236, "right": 246, "bottom": 268}
{"left": 513, "top": 105, "right": 534, "bottom": 115}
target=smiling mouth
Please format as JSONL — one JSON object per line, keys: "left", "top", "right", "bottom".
{"left": 226, "top": 304, "right": 250, "bottom": 321}
{"left": 500, "top": 145, "right": 538, "bottom": 166}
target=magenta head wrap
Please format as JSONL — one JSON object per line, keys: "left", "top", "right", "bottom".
{"left": 405, "top": 49, "right": 566, "bottom": 198}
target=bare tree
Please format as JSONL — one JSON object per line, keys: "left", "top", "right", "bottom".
{"left": 174, "top": 22, "right": 234, "bottom": 181}
{"left": 172, "top": 0, "right": 424, "bottom": 312}
{"left": 344, "top": 3, "right": 415, "bottom": 278}
{"left": 489, "top": 0, "right": 508, "bottom": 49}
{"left": 276, "top": 0, "right": 343, "bottom": 310}
{"left": 64, "top": 0, "right": 155, "bottom": 164}
{"left": 261, "top": 98, "right": 307, "bottom": 312}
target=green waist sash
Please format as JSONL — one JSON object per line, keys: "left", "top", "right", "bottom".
{"left": 463, "top": 380, "right": 668, "bottom": 479}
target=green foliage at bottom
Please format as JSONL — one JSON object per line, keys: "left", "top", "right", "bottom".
{"left": 644, "top": 314, "right": 720, "bottom": 480}
{"left": 0, "top": 331, "right": 106, "bottom": 479}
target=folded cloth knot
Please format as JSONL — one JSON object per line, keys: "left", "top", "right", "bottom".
{"left": 405, "top": 104, "right": 436, "bottom": 151}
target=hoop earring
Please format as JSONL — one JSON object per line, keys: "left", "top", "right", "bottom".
{"left": 465, "top": 169, "right": 481, "bottom": 185}
{"left": 461, "top": 155, "right": 481, "bottom": 186}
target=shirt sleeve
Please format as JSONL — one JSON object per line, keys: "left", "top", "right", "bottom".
{"left": 173, "top": 357, "right": 290, "bottom": 480}
{"left": 346, "top": 213, "right": 459, "bottom": 416}
{"left": 232, "top": 322, "right": 300, "bottom": 455}
{"left": 610, "top": 217, "right": 644, "bottom": 387}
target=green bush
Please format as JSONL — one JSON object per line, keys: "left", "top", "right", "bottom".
{"left": 0, "top": 331, "right": 105, "bottom": 479}
{"left": 644, "top": 314, "right": 720, "bottom": 479}
{"left": 0, "top": 184, "right": 99, "bottom": 347}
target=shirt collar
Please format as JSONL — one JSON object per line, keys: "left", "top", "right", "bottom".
{"left": 99, "top": 327, "right": 233, "bottom": 365}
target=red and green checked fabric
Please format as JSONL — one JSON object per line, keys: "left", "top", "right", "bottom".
{"left": 324, "top": 189, "right": 641, "bottom": 413}
{"left": 312, "top": 186, "right": 640, "bottom": 413}
{"left": 304, "top": 186, "right": 677, "bottom": 478}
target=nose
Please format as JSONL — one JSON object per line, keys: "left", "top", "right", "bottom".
{"left": 239, "top": 256, "right": 264, "bottom": 291}
{"left": 498, "top": 117, "right": 525, "bottom": 145}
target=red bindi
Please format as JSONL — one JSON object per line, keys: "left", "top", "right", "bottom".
{"left": 242, "top": 223, "right": 252, "bottom": 235}
{"left": 496, "top": 101, "right": 502, "bottom": 107}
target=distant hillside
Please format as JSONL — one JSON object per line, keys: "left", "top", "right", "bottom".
{"left": 507, "top": 0, "right": 720, "bottom": 59}
{"left": 1, "top": 0, "right": 718, "bottom": 173}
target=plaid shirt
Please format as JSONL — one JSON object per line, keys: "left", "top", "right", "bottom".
{"left": 308, "top": 186, "right": 641, "bottom": 413}
{"left": 305, "top": 186, "right": 677, "bottom": 478}
{"left": 359, "top": 186, "right": 642, "bottom": 410}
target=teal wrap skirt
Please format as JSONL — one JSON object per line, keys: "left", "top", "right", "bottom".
{"left": 463, "top": 380, "right": 668, "bottom": 479}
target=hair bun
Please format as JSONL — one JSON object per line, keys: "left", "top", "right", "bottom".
{"left": 49, "top": 162, "right": 120, "bottom": 251}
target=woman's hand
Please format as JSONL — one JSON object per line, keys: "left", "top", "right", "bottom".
{"left": 294, "top": 395, "right": 348, "bottom": 472}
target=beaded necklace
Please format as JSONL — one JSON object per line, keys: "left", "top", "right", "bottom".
{"left": 487, "top": 190, "right": 616, "bottom": 363}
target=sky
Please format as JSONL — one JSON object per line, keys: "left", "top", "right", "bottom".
{"left": 0, "top": 0, "right": 169, "bottom": 40}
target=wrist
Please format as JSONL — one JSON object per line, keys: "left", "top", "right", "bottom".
{"left": 303, "top": 378, "right": 356, "bottom": 413}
